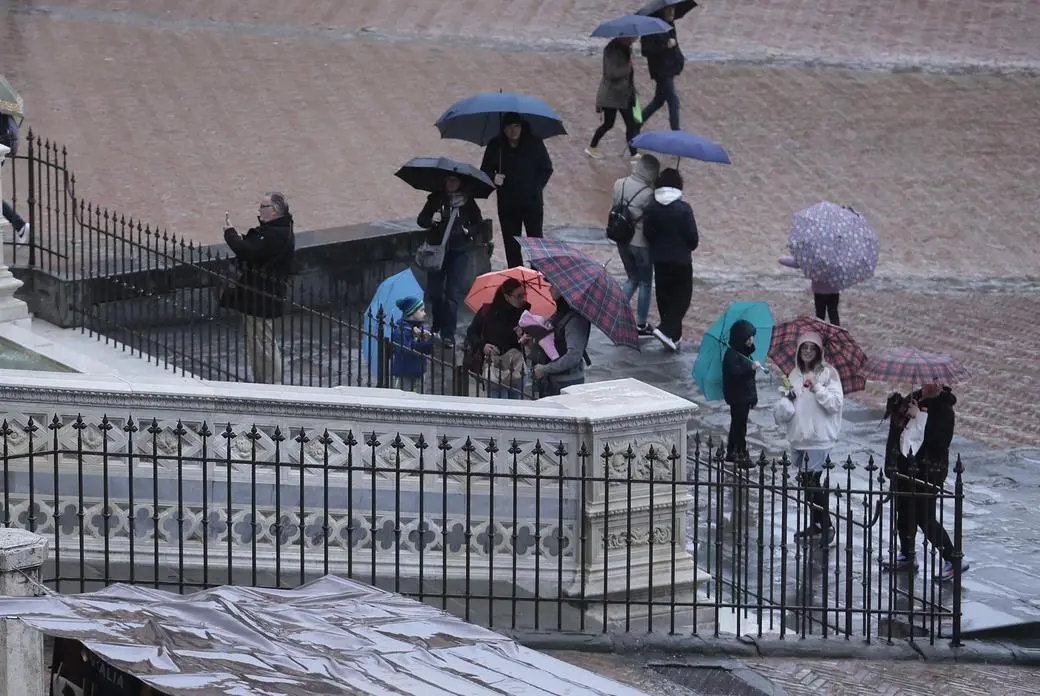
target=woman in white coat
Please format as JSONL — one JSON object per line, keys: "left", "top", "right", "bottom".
{"left": 773, "top": 331, "right": 844, "bottom": 545}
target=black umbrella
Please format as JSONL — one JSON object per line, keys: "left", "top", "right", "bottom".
{"left": 636, "top": 0, "right": 698, "bottom": 20}
{"left": 394, "top": 156, "right": 496, "bottom": 199}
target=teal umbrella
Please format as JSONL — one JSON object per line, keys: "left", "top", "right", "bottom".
{"left": 362, "top": 268, "right": 425, "bottom": 371}
{"left": 692, "top": 301, "right": 774, "bottom": 401}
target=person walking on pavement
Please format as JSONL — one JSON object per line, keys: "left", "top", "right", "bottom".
{"left": 0, "top": 113, "right": 30, "bottom": 242}
{"left": 772, "top": 332, "right": 844, "bottom": 546}
{"left": 585, "top": 37, "right": 640, "bottom": 159}
{"left": 639, "top": 5, "right": 685, "bottom": 131}
{"left": 779, "top": 254, "right": 841, "bottom": 326}
{"left": 220, "top": 192, "right": 296, "bottom": 384}
{"left": 480, "top": 113, "right": 554, "bottom": 269}
{"left": 722, "top": 319, "right": 762, "bottom": 462}
{"left": 416, "top": 174, "right": 485, "bottom": 346}
{"left": 885, "top": 384, "right": 969, "bottom": 583}
{"left": 610, "top": 154, "right": 660, "bottom": 336}
{"left": 641, "top": 167, "right": 697, "bottom": 351}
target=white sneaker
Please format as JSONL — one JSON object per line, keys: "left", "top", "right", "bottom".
{"left": 584, "top": 146, "right": 604, "bottom": 160}
{"left": 15, "top": 222, "right": 28, "bottom": 243}
{"left": 652, "top": 327, "right": 677, "bottom": 352}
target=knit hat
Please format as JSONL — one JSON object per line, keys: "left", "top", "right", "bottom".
{"left": 502, "top": 112, "right": 525, "bottom": 128}
{"left": 395, "top": 296, "right": 424, "bottom": 318}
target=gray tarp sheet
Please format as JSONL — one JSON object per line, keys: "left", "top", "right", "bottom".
{"left": 0, "top": 575, "right": 652, "bottom": 696}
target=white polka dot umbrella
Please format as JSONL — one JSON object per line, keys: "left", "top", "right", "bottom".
{"left": 788, "top": 202, "right": 880, "bottom": 291}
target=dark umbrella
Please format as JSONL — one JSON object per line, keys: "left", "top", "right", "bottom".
{"left": 630, "top": 130, "right": 731, "bottom": 164}
{"left": 394, "top": 156, "right": 495, "bottom": 199}
{"left": 517, "top": 238, "right": 640, "bottom": 349}
{"left": 434, "top": 92, "right": 566, "bottom": 146}
{"left": 767, "top": 316, "right": 867, "bottom": 394}
{"left": 862, "top": 348, "right": 970, "bottom": 386}
{"left": 591, "top": 14, "right": 671, "bottom": 38}
{"left": 636, "top": 0, "right": 698, "bottom": 20}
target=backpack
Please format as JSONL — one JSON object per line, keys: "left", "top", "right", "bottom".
{"left": 605, "top": 180, "right": 648, "bottom": 245}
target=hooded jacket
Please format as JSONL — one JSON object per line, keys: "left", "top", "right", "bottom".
{"left": 915, "top": 386, "right": 957, "bottom": 481}
{"left": 220, "top": 214, "right": 295, "bottom": 318}
{"left": 611, "top": 158, "right": 657, "bottom": 248}
{"left": 596, "top": 39, "right": 637, "bottom": 110}
{"left": 773, "top": 331, "right": 844, "bottom": 453}
{"left": 480, "top": 119, "right": 554, "bottom": 210}
{"left": 722, "top": 319, "right": 758, "bottom": 408}
{"left": 642, "top": 187, "right": 699, "bottom": 264}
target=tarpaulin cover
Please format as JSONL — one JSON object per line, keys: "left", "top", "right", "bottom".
{"left": 0, "top": 575, "right": 653, "bottom": 696}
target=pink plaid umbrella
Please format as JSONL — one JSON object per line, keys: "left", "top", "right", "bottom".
{"left": 862, "top": 347, "right": 970, "bottom": 386}
{"left": 517, "top": 237, "right": 639, "bottom": 349}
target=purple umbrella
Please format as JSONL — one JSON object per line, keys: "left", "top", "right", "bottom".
{"left": 788, "top": 202, "right": 880, "bottom": 291}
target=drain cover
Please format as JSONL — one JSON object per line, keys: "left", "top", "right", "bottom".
{"left": 651, "top": 666, "right": 770, "bottom": 696}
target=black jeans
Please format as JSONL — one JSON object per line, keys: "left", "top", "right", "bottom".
{"left": 896, "top": 470, "right": 955, "bottom": 562}
{"left": 498, "top": 204, "right": 544, "bottom": 268}
{"left": 2, "top": 200, "right": 25, "bottom": 231}
{"left": 799, "top": 470, "right": 832, "bottom": 530}
{"left": 641, "top": 75, "right": 681, "bottom": 131}
{"left": 726, "top": 403, "right": 751, "bottom": 460}
{"left": 814, "top": 292, "right": 840, "bottom": 326}
{"left": 590, "top": 107, "right": 640, "bottom": 155}
{"left": 653, "top": 262, "right": 692, "bottom": 341}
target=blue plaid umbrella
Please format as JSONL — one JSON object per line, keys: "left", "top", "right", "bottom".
{"left": 692, "top": 301, "right": 773, "bottom": 401}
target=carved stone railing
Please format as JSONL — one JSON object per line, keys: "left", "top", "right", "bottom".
{"left": 0, "top": 372, "right": 708, "bottom": 631}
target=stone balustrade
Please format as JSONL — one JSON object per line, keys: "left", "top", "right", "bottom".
{"left": 0, "top": 372, "right": 710, "bottom": 631}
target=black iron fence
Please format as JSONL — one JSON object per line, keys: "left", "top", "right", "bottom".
{"left": 0, "top": 415, "right": 965, "bottom": 644}
{"left": 2, "top": 132, "right": 534, "bottom": 397}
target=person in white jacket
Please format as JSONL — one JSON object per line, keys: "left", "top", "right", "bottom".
{"left": 773, "top": 331, "right": 844, "bottom": 545}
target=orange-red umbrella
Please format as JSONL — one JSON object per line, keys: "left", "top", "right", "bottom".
{"left": 464, "top": 267, "right": 556, "bottom": 316}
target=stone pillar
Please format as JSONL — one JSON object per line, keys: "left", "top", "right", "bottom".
{"left": 0, "top": 528, "right": 49, "bottom": 696}
{"left": 552, "top": 379, "right": 714, "bottom": 632}
{"left": 0, "top": 144, "right": 29, "bottom": 323}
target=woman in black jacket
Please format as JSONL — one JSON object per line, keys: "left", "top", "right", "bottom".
{"left": 417, "top": 175, "right": 484, "bottom": 346}
{"left": 722, "top": 319, "right": 762, "bottom": 462}
{"left": 888, "top": 384, "right": 969, "bottom": 583}
{"left": 642, "top": 168, "right": 698, "bottom": 351}
{"left": 464, "top": 277, "right": 530, "bottom": 398}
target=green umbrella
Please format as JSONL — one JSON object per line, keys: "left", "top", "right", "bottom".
{"left": 691, "top": 301, "right": 773, "bottom": 401}
{"left": 0, "top": 75, "right": 25, "bottom": 119}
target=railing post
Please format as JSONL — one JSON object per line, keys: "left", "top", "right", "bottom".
{"left": 951, "top": 454, "right": 965, "bottom": 647}
{"left": 0, "top": 529, "right": 49, "bottom": 696}
{"left": 0, "top": 145, "right": 29, "bottom": 324}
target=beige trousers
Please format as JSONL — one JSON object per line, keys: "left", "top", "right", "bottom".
{"left": 242, "top": 315, "right": 282, "bottom": 384}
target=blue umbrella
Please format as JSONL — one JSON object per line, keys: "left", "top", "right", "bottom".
{"left": 362, "top": 268, "right": 425, "bottom": 372}
{"left": 630, "top": 130, "right": 732, "bottom": 164}
{"left": 434, "top": 92, "right": 567, "bottom": 146}
{"left": 592, "top": 14, "right": 671, "bottom": 38}
{"left": 691, "top": 301, "right": 774, "bottom": 402}
{"left": 637, "top": 0, "right": 698, "bottom": 20}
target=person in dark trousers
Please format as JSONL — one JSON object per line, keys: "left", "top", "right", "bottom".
{"left": 416, "top": 174, "right": 484, "bottom": 346}
{"left": 530, "top": 287, "right": 591, "bottom": 398}
{"left": 0, "top": 113, "right": 30, "bottom": 242}
{"left": 722, "top": 319, "right": 762, "bottom": 462}
{"left": 480, "top": 113, "right": 554, "bottom": 268}
{"left": 220, "top": 191, "right": 296, "bottom": 384}
{"left": 639, "top": 5, "right": 685, "bottom": 131}
{"left": 642, "top": 168, "right": 698, "bottom": 351}
{"left": 585, "top": 36, "right": 640, "bottom": 159}
{"left": 779, "top": 255, "right": 840, "bottom": 326}
{"left": 887, "top": 384, "right": 969, "bottom": 583}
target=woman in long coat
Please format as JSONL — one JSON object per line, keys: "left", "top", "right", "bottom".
{"left": 585, "top": 37, "right": 640, "bottom": 159}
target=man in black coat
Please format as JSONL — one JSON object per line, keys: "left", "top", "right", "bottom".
{"left": 220, "top": 191, "right": 295, "bottom": 384}
{"left": 480, "top": 113, "right": 554, "bottom": 268}
{"left": 722, "top": 319, "right": 762, "bottom": 461}
{"left": 639, "top": 5, "right": 685, "bottom": 131}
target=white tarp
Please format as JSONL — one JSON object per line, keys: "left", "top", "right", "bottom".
{"left": 0, "top": 575, "right": 652, "bottom": 696}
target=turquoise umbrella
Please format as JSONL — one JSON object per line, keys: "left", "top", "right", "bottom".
{"left": 362, "top": 268, "right": 424, "bottom": 372}
{"left": 692, "top": 301, "right": 774, "bottom": 401}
